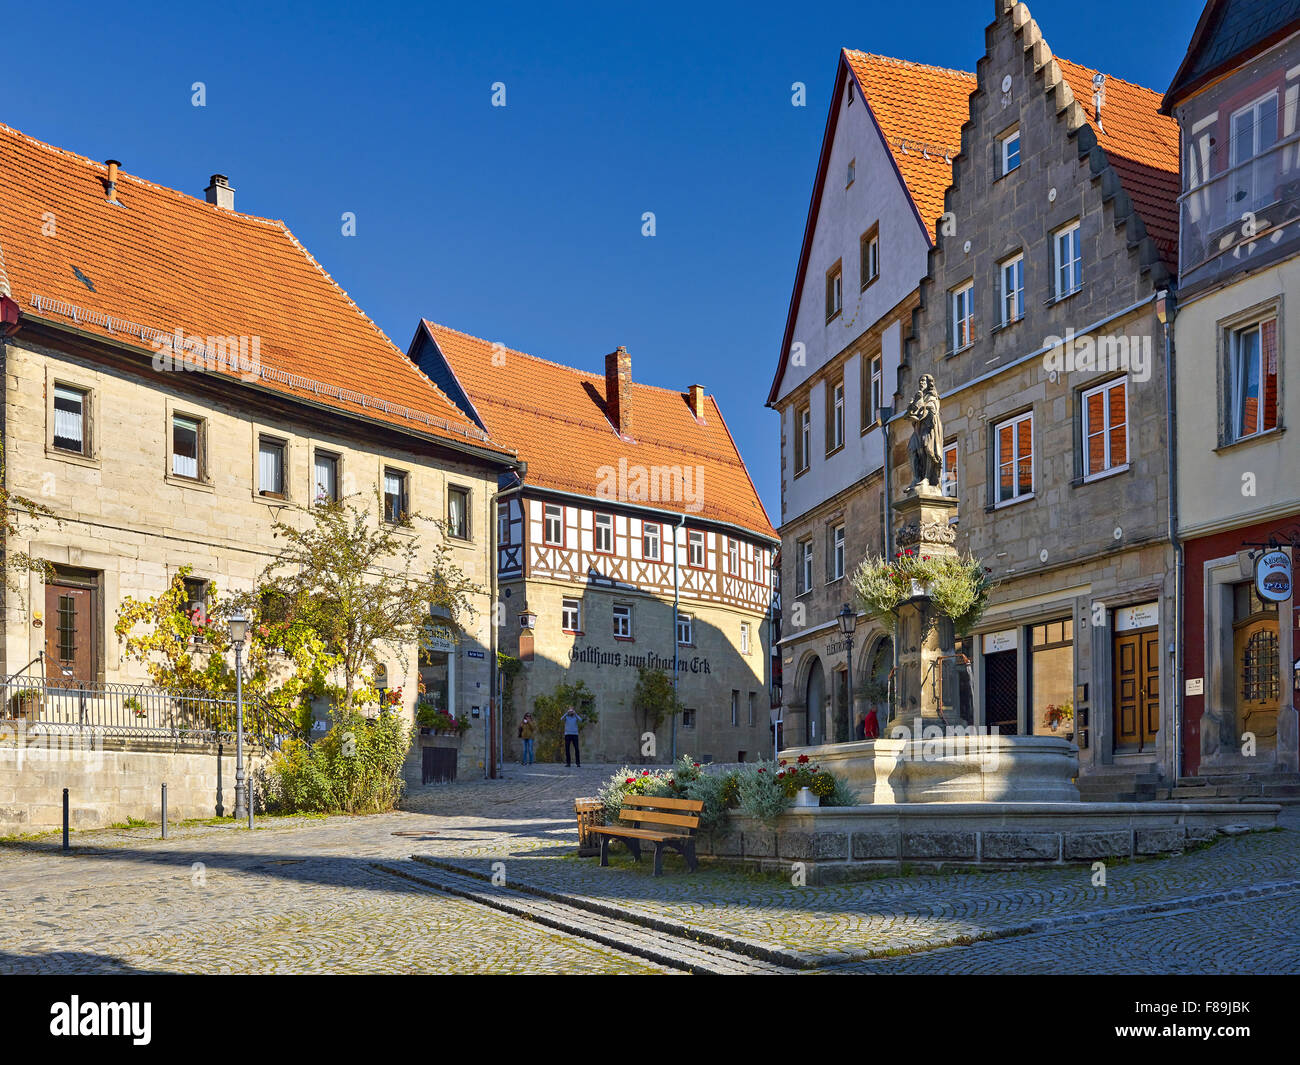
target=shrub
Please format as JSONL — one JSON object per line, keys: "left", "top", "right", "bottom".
{"left": 533, "top": 680, "right": 597, "bottom": 762}
{"left": 263, "top": 710, "right": 411, "bottom": 814}
{"left": 735, "top": 762, "right": 792, "bottom": 824}
{"left": 683, "top": 767, "right": 740, "bottom": 835}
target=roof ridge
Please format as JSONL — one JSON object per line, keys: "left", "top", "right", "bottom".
{"left": 843, "top": 49, "right": 975, "bottom": 81}
{"left": 0, "top": 240, "right": 10, "bottom": 298}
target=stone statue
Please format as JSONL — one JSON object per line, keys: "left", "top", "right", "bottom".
{"left": 905, "top": 374, "right": 944, "bottom": 491}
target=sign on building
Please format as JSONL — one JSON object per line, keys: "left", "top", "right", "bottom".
{"left": 1256, "top": 550, "right": 1293, "bottom": 603}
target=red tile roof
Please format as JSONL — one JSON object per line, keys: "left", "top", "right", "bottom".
{"left": 0, "top": 122, "right": 511, "bottom": 455}
{"left": 422, "top": 321, "right": 777, "bottom": 540}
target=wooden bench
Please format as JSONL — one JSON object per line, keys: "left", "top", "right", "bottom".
{"left": 588, "top": 795, "right": 703, "bottom": 876}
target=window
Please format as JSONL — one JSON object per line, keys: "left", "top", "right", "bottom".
{"left": 826, "top": 262, "right": 843, "bottom": 321}
{"left": 682, "top": 708, "right": 696, "bottom": 729}
{"left": 1230, "top": 92, "right": 1280, "bottom": 213}
{"left": 258, "top": 436, "right": 286, "bottom": 497}
{"left": 830, "top": 524, "right": 846, "bottom": 581}
{"left": 643, "top": 522, "right": 660, "bottom": 560}
{"left": 562, "top": 598, "right": 581, "bottom": 633}
{"left": 1000, "top": 128, "right": 1021, "bottom": 175}
{"left": 795, "top": 406, "right": 811, "bottom": 473}
{"left": 827, "top": 380, "right": 845, "bottom": 452}
{"left": 951, "top": 281, "right": 975, "bottom": 351}
{"left": 382, "top": 468, "right": 408, "bottom": 523}
{"left": 943, "top": 440, "right": 959, "bottom": 497}
{"left": 1230, "top": 317, "right": 1280, "bottom": 441}
{"left": 748, "top": 692, "right": 756, "bottom": 726}
{"left": 497, "top": 503, "right": 510, "bottom": 544}
{"left": 740, "top": 621, "right": 751, "bottom": 655}
{"left": 860, "top": 225, "right": 879, "bottom": 288}
{"left": 1030, "top": 618, "right": 1075, "bottom": 736}
{"left": 846, "top": 158, "right": 855, "bottom": 187}
{"left": 727, "top": 538, "right": 739, "bottom": 574}
{"left": 688, "top": 529, "right": 705, "bottom": 568}
{"left": 544, "top": 503, "right": 563, "bottom": 546}
{"left": 172, "top": 415, "right": 202, "bottom": 480}
{"left": 1000, "top": 254, "right": 1024, "bottom": 325}
{"left": 53, "top": 385, "right": 88, "bottom": 454}
{"left": 594, "top": 512, "right": 614, "bottom": 553}
{"left": 731, "top": 690, "right": 740, "bottom": 727}
{"left": 676, "top": 612, "right": 693, "bottom": 645}
{"left": 796, "top": 538, "right": 813, "bottom": 595}
{"left": 994, "top": 411, "right": 1034, "bottom": 504}
{"left": 313, "top": 450, "right": 339, "bottom": 503}
{"left": 182, "top": 577, "right": 209, "bottom": 625}
{"left": 448, "top": 485, "right": 470, "bottom": 539}
{"left": 1082, "top": 377, "right": 1128, "bottom": 479}
{"left": 1054, "top": 222, "right": 1082, "bottom": 299}
{"left": 613, "top": 603, "right": 632, "bottom": 639}
{"left": 864, "top": 354, "right": 883, "bottom": 430}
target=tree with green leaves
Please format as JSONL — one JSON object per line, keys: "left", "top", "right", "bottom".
{"left": 1, "top": 442, "right": 58, "bottom": 604}
{"left": 631, "top": 666, "right": 682, "bottom": 757}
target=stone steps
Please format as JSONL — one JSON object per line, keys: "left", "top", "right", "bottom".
{"left": 1167, "top": 771, "right": 1300, "bottom": 805}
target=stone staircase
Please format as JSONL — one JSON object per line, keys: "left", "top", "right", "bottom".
{"left": 1074, "top": 769, "right": 1162, "bottom": 803}
{"left": 1169, "top": 771, "right": 1300, "bottom": 804}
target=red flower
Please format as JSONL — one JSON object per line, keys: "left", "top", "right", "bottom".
{"left": 693, "top": 762, "right": 700, "bottom": 768}
{"left": 625, "top": 778, "right": 634, "bottom": 784}
{"left": 758, "top": 768, "right": 765, "bottom": 774}
{"left": 904, "top": 548, "right": 913, "bottom": 556}
{"left": 797, "top": 754, "right": 810, "bottom": 764}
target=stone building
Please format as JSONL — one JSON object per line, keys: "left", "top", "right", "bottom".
{"left": 888, "top": 0, "right": 1182, "bottom": 789}
{"left": 410, "top": 321, "right": 777, "bottom": 765}
{"left": 766, "top": 50, "right": 973, "bottom": 748}
{"left": 0, "top": 122, "right": 519, "bottom": 797}
{"left": 1162, "top": 0, "right": 1300, "bottom": 785}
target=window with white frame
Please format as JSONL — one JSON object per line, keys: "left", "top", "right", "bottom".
{"left": 1229, "top": 317, "right": 1280, "bottom": 441}
{"left": 943, "top": 440, "right": 959, "bottom": 497}
{"left": 867, "top": 354, "right": 882, "bottom": 429}
{"left": 1230, "top": 92, "right": 1280, "bottom": 213}
{"left": 1000, "top": 128, "right": 1021, "bottom": 175}
{"left": 52, "top": 384, "right": 89, "bottom": 455}
{"left": 731, "top": 690, "right": 740, "bottom": 727}
{"left": 826, "top": 263, "right": 843, "bottom": 321}
{"left": 643, "top": 522, "right": 661, "bottom": 560}
{"left": 1054, "top": 221, "right": 1082, "bottom": 299}
{"left": 383, "top": 468, "right": 408, "bottom": 523}
{"left": 994, "top": 411, "right": 1034, "bottom": 504}
{"left": 497, "top": 503, "right": 510, "bottom": 544}
{"left": 594, "top": 512, "right": 614, "bottom": 553}
{"left": 172, "top": 414, "right": 203, "bottom": 480}
{"left": 688, "top": 529, "right": 704, "bottom": 567}
{"left": 951, "top": 281, "right": 975, "bottom": 351}
{"left": 1082, "top": 377, "right": 1128, "bottom": 479}
{"left": 448, "top": 485, "right": 470, "bottom": 539}
{"left": 259, "top": 436, "right": 286, "bottom": 497}
{"left": 313, "top": 450, "right": 339, "bottom": 503}
{"left": 797, "top": 538, "right": 813, "bottom": 595}
{"left": 846, "top": 158, "right": 855, "bottom": 187}
{"left": 1000, "top": 253, "right": 1024, "bottom": 325}
{"left": 727, "top": 537, "right": 739, "bottom": 574}
{"left": 828, "top": 381, "right": 845, "bottom": 451}
{"left": 740, "top": 621, "right": 751, "bottom": 655}
{"left": 796, "top": 406, "right": 811, "bottom": 473}
{"left": 613, "top": 602, "right": 632, "bottom": 639}
{"left": 544, "top": 503, "right": 563, "bottom": 545}
{"left": 830, "top": 523, "right": 846, "bottom": 581}
{"left": 861, "top": 226, "right": 879, "bottom": 288}
{"left": 676, "top": 612, "right": 693, "bottom": 645}
{"left": 562, "top": 597, "right": 581, "bottom": 632}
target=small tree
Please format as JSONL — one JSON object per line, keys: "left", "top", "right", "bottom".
{"left": 1, "top": 442, "right": 59, "bottom": 604}
{"left": 259, "top": 495, "right": 481, "bottom": 716}
{"left": 533, "top": 680, "right": 597, "bottom": 762}
{"left": 631, "top": 666, "right": 682, "bottom": 759}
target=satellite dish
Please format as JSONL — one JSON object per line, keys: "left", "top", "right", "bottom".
{"left": 1001, "top": 75, "right": 1012, "bottom": 93}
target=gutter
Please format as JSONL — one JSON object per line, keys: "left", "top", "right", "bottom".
{"left": 489, "top": 472, "right": 527, "bottom": 780}
{"left": 1162, "top": 289, "right": 1183, "bottom": 784}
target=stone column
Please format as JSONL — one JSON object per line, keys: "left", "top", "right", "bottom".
{"left": 891, "top": 486, "right": 961, "bottom": 730}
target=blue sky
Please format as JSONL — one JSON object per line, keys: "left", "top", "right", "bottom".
{"left": 5, "top": 0, "right": 1202, "bottom": 521}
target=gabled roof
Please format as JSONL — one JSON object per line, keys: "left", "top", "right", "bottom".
{"left": 0, "top": 121, "right": 512, "bottom": 457}
{"left": 418, "top": 321, "right": 777, "bottom": 541}
{"left": 1163, "top": 0, "right": 1300, "bottom": 111}
{"left": 767, "top": 50, "right": 975, "bottom": 406}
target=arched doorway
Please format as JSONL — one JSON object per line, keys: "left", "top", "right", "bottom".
{"left": 805, "top": 658, "right": 825, "bottom": 746}
{"left": 864, "top": 636, "right": 893, "bottom": 736}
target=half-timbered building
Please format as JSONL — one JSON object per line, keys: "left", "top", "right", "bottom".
{"left": 410, "top": 321, "right": 778, "bottom": 764}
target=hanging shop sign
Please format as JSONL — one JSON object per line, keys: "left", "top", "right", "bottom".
{"left": 1256, "top": 550, "right": 1293, "bottom": 603}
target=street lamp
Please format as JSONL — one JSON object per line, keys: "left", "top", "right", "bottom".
{"left": 228, "top": 608, "right": 249, "bottom": 821}
{"left": 838, "top": 603, "right": 857, "bottom": 743}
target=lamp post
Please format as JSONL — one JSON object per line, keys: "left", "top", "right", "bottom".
{"left": 228, "top": 608, "right": 249, "bottom": 821}
{"left": 838, "top": 603, "right": 857, "bottom": 744}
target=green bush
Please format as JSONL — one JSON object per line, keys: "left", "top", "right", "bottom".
{"left": 533, "top": 680, "right": 597, "bottom": 762}
{"left": 735, "top": 761, "right": 792, "bottom": 824}
{"left": 263, "top": 710, "right": 411, "bottom": 814}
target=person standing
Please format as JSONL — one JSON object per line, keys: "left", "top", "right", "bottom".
{"left": 561, "top": 706, "right": 583, "bottom": 767}
{"left": 519, "top": 713, "right": 536, "bottom": 766}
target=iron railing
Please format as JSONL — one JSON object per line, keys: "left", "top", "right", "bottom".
{"left": 0, "top": 675, "right": 296, "bottom": 747}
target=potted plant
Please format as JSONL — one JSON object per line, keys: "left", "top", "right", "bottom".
{"left": 124, "top": 695, "right": 147, "bottom": 720}
{"left": 6, "top": 687, "right": 42, "bottom": 719}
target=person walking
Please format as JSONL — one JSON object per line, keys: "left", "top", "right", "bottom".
{"left": 519, "top": 713, "right": 536, "bottom": 766}
{"left": 561, "top": 706, "right": 583, "bottom": 767}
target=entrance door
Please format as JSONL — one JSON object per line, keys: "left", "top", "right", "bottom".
{"left": 805, "top": 659, "right": 824, "bottom": 746}
{"left": 984, "top": 649, "right": 1018, "bottom": 735}
{"left": 1234, "top": 615, "right": 1280, "bottom": 744}
{"left": 1113, "top": 628, "right": 1159, "bottom": 750}
{"left": 833, "top": 668, "right": 849, "bottom": 744}
{"left": 44, "top": 575, "right": 99, "bottom": 687}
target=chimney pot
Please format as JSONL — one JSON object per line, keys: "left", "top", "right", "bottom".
{"left": 605, "top": 346, "right": 633, "bottom": 436}
{"left": 688, "top": 383, "right": 706, "bottom": 419}
{"left": 104, "top": 159, "right": 121, "bottom": 203}
{"left": 205, "top": 173, "right": 235, "bottom": 210}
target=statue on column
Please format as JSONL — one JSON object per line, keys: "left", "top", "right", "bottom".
{"left": 905, "top": 374, "right": 944, "bottom": 492}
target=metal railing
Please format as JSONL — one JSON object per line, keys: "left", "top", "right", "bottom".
{"left": 0, "top": 675, "right": 295, "bottom": 748}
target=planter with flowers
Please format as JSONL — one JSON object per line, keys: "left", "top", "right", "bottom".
{"left": 416, "top": 701, "right": 470, "bottom": 737}
{"left": 850, "top": 549, "right": 994, "bottom": 636}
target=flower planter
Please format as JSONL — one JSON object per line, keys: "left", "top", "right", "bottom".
{"left": 793, "top": 786, "right": 818, "bottom": 808}
{"left": 910, "top": 579, "right": 931, "bottom": 599}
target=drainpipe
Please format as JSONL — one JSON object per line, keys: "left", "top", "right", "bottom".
{"left": 488, "top": 469, "right": 525, "bottom": 780}
{"left": 671, "top": 513, "right": 686, "bottom": 762}
{"left": 1161, "top": 289, "right": 1183, "bottom": 784}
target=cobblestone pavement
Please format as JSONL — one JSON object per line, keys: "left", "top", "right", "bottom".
{"left": 1, "top": 763, "right": 1297, "bottom": 973}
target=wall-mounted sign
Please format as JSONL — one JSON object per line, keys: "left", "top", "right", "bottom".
{"left": 982, "top": 629, "right": 1018, "bottom": 654}
{"left": 1114, "top": 601, "right": 1159, "bottom": 632}
{"left": 1256, "top": 550, "right": 1293, "bottom": 603}
{"left": 570, "top": 646, "right": 712, "bottom": 674}
{"left": 1185, "top": 677, "right": 1204, "bottom": 696}
{"left": 424, "top": 625, "right": 456, "bottom": 654}
{"left": 466, "top": 649, "right": 485, "bottom": 659}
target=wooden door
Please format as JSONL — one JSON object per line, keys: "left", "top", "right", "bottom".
{"left": 1114, "top": 628, "right": 1159, "bottom": 750}
{"left": 1234, "top": 615, "right": 1280, "bottom": 742}
{"left": 44, "top": 579, "right": 98, "bottom": 686}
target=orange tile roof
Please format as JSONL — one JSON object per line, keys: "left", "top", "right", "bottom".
{"left": 421, "top": 321, "right": 777, "bottom": 541}
{"left": 0, "top": 122, "right": 511, "bottom": 456}
{"left": 842, "top": 51, "right": 976, "bottom": 237}
{"left": 1054, "top": 59, "right": 1181, "bottom": 272}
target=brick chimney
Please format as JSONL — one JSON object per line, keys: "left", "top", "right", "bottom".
{"left": 205, "top": 174, "right": 235, "bottom": 210}
{"left": 605, "top": 346, "right": 633, "bottom": 436}
{"left": 688, "top": 383, "right": 706, "bottom": 419}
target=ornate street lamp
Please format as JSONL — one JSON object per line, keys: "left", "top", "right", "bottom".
{"left": 838, "top": 603, "right": 857, "bottom": 743}
{"left": 228, "top": 608, "right": 249, "bottom": 821}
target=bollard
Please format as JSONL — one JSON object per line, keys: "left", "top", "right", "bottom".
{"left": 247, "top": 780, "right": 254, "bottom": 831}
{"left": 62, "top": 788, "right": 69, "bottom": 851}
{"left": 161, "top": 783, "right": 168, "bottom": 840}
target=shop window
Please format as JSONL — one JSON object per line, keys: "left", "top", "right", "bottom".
{"left": 1029, "top": 618, "right": 1074, "bottom": 735}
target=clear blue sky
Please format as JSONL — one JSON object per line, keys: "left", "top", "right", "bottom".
{"left": 5, "top": 0, "right": 1202, "bottom": 521}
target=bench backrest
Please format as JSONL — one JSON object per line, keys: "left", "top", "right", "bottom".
{"left": 619, "top": 795, "right": 703, "bottom": 833}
